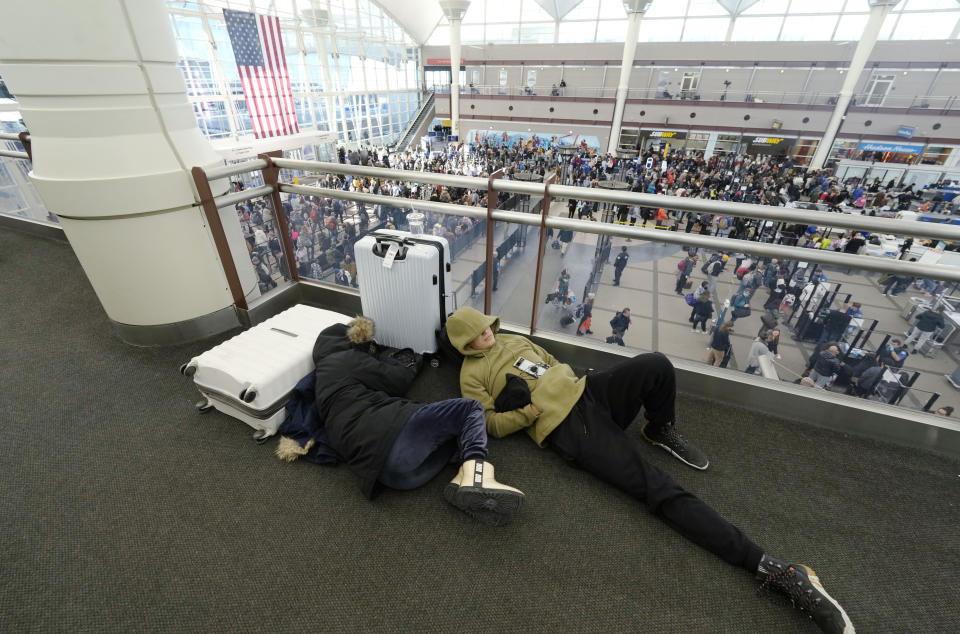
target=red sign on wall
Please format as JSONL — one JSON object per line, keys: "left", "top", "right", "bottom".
{"left": 426, "top": 58, "right": 464, "bottom": 66}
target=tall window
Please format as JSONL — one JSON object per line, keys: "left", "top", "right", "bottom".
{"left": 167, "top": 0, "right": 422, "bottom": 148}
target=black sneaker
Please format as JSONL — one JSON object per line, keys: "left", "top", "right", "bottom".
{"left": 756, "top": 554, "right": 854, "bottom": 634}
{"left": 640, "top": 422, "right": 709, "bottom": 470}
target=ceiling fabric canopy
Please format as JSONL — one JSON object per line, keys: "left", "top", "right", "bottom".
{"left": 375, "top": 0, "right": 444, "bottom": 44}
{"left": 533, "top": 0, "right": 586, "bottom": 21}
{"left": 715, "top": 0, "right": 762, "bottom": 16}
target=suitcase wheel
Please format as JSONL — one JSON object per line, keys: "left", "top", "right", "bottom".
{"left": 179, "top": 362, "right": 197, "bottom": 377}
{"left": 252, "top": 429, "right": 269, "bottom": 444}
{"left": 240, "top": 388, "right": 258, "bottom": 403}
{"left": 195, "top": 399, "right": 214, "bottom": 413}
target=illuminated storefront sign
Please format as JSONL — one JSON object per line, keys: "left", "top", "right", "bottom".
{"left": 857, "top": 141, "right": 924, "bottom": 153}
{"left": 647, "top": 130, "right": 686, "bottom": 139}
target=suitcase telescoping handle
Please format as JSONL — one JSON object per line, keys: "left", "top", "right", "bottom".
{"left": 372, "top": 236, "right": 412, "bottom": 261}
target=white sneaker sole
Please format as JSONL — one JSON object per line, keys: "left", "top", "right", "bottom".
{"left": 642, "top": 429, "right": 710, "bottom": 471}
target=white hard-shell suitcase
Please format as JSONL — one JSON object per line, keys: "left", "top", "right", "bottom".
{"left": 354, "top": 230, "right": 454, "bottom": 354}
{"left": 180, "top": 304, "right": 350, "bottom": 441}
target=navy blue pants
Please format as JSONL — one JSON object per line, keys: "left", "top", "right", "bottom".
{"left": 378, "top": 398, "right": 488, "bottom": 491}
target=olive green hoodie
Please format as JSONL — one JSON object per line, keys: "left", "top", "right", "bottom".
{"left": 446, "top": 306, "right": 586, "bottom": 446}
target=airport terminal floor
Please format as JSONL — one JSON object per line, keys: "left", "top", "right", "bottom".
{"left": 3, "top": 222, "right": 958, "bottom": 631}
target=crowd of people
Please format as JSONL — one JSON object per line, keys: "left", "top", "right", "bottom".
{"left": 236, "top": 130, "right": 951, "bottom": 413}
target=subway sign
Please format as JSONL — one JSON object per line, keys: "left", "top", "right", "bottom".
{"left": 751, "top": 137, "right": 786, "bottom": 145}
{"left": 648, "top": 131, "right": 686, "bottom": 139}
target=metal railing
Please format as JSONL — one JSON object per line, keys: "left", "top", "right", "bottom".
{"left": 186, "top": 156, "right": 960, "bottom": 431}
{"left": 200, "top": 158, "right": 960, "bottom": 297}
{"left": 0, "top": 131, "right": 31, "bottom": 160}
{"left": 440, "top": 84, "right": 959, "bottom": 110}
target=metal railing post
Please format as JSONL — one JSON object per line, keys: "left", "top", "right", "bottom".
{"left": 259, "top": 151, "right": 300, "bottom": 282}
{"left": 190, "top": 166, "right": 248, "bottom": 310}
{"left": 859, "top": 319, "right": 879, "bottom": 350}
{"left": 530, "top": 172, "right": 557, "bottom": 335}
{"left": 922, "top": 393, "right": 940, "bottom": 412}
{"left": 485, "top": 169, "right": 504, "bottom": 314}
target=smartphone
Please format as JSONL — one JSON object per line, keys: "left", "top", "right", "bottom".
{"left": 514, "top": 357, "right": 549, "bottom": 378}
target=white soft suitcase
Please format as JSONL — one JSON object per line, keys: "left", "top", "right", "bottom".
{"left": 354, "top": 230, "right": 453, "bottom": 354}
{"left": 180, "top": 304, "right": 350, "bottom": 441}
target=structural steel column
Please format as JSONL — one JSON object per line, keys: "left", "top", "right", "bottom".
{"left": 807, "top": 0, "right": 902, "bottom": 171}
{"left": 607, "top": 1, "right": 651, "bottom": 155}
{"left": 440, "top": 1, "right": 470, "bottom": 141}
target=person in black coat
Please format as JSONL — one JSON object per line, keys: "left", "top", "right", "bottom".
{"left": 905, "top": 307, "right": 945, "bottom": 352}
{"left": 285, "top": 317, "right": 526, "bottom": 525}
{"left": 690, "top": 292, "right": 714, "bottom": 332}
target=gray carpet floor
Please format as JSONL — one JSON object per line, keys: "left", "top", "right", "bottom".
{"left": 2, "top": 225, "right": 959, "bottom": 633}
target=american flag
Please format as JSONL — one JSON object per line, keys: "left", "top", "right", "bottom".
{"left": 223, "top": 8, "right": 299, "bottom": 138}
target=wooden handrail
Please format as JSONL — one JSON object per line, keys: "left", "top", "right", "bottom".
{"left": 190, "top": 166, "right": 248, "bottom": 310}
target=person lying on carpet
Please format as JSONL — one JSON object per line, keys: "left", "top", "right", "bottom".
{"left": 443, "top": 306, "right": 854, "bottom": 634}
{"left": 274, "top": 316, "right": 524, "bottom": 526}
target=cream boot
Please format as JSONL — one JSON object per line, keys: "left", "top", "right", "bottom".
{"left": 443, "top": 459, "right": 526, "bottom": 526}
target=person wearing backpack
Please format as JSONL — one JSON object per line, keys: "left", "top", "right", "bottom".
{"left": 716, "top": 215, "right": 731, "bottom": 237}
{"left": 707, "top": 254, "right": 728, "bottom": 298}
{"left": 675, "top": 254, "right": 697, "bottom": 295}
{"left": 613, "top": 246, "right": 629, "bottom": 286}
{"left": 690, "top": 292, "right": 714, "bottom": 333}
{"left": 607, "top": 308, "right": 632, "bottom": 345}
{"left": 558, "top": 229, "right": 574, "bottom": 255}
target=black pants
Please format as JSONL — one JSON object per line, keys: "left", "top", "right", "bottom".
{"left": 546, "top": 353, "right": 764, "bottom": 572}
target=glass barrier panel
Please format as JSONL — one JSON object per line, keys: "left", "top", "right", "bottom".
{"left": 235, "top": 188, "right": 294, "bottom": 300}
{"left": 523, "top": 196, "right": 960, "bottom": 418}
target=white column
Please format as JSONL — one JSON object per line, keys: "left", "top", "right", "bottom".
{"left": 704, "top": 131, "right": 719, "bottom": 160}
{"left": 440, "top": 1, "right": 470, "bottom": 141}
{"left": 807, "top": 0, "right": 902, "bottom": 171}
{"left": 607, "top": 2, "right": 650, "bottom": 155}
{"left": 449, "top": 19, "right": 462, "bottom": 139}
{"left": 0, "top": 0, "right": 256, "bottom": 343}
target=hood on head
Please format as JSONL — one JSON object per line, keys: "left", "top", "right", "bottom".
{"left": 446, "top": 306, "right": 500, "bottom": 356}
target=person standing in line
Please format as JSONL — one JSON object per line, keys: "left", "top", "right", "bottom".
{"left": 445, "top": 306, "right": 854, "bottom": 634}
{"left": 613, "top": 246, "right": 629, "bottom": 286}
{"left": 744, "top": 329, "right": 778, "bottom": 374}
{"left": 905, "top": 306, "right": 945, "bottom": 353}
{"left": 558, "top": 228, "right": 574, "bottom": 256}
{"left": 690, "top": 292, "right": 714, "bottom": 333}
{"left": 707, "top": 254, "right": 728, "bottom": 298}
{"left": 706, "top": 321, "right": 734, "bottom": 367}
{"left": 730, "top": 288, "right": 753, "bottom": 322}
{"left": 809, "top": 345, "right": 845, "bottom": 388}
{"left": 675, "top": 254, "right": 698, "bottom": 295}
{"left": 575, "top": 296, "right": 594, "bottom": 336}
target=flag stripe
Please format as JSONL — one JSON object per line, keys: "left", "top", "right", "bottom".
{"left": 223, "top": 8, "right": 299, "bottom": 139}
{"left": 267, "top": 16, "right": 299, "bottom": 134}
{"left": 258, "top": 14, "right": 285, "bottom": 136}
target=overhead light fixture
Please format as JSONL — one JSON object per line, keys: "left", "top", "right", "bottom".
{"left": 725, "top": 69, "right": 730, "bottom": 72}
{"left": 903, "top": 71, "right": 908, "bottom": 75}
{"left": 780, "top": 69, "right": 784, "bottom": 73}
